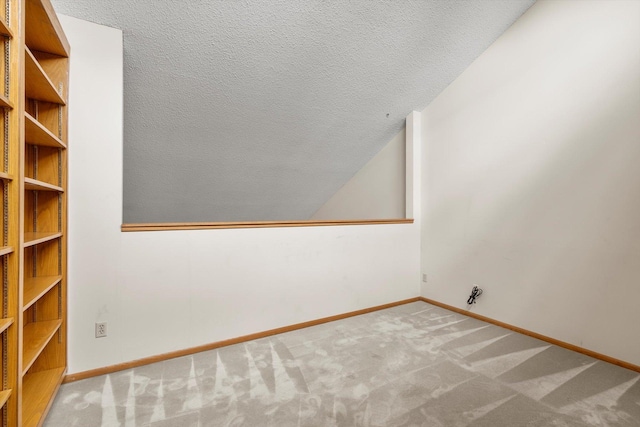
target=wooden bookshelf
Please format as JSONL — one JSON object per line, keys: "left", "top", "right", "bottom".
{"left": 0, "top": 0, "right": 69, "bottom": 425}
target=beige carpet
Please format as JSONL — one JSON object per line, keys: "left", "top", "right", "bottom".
{"left": 44, "top": 301, "right": 640, "bottom": 426}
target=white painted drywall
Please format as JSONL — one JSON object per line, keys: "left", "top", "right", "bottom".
{"left": 62, "top": 15, "right": 421, "bottom": 374}
{"left": 420, "top": 0, "right": 640, "bottom": 365}
{"left": 311, "top": 129, "right": 405, "bottom": 220}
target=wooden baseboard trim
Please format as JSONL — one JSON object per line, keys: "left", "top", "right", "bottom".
{"left": 63, "top": 297, "right": 422, "bottom": 383}
{"left": 419, "top": 297, "right": 640, "bottom": 373}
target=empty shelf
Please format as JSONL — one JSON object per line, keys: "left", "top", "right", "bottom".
{"left": 22, "top": 320, "right": 62, "bottom": 375}
{"left": 0, "top": 94, "right": 12, "bottom": 109}
{"left": 24, "top": 232, "right": 62, "bottom": 247}
{"left": 22, "top": 367, "right": 65, "bottom": 427}
{"left": 23, "top": 276, "right": 62, "bottom": 311}
{"left": 25, "top": 177, "right": 63, "bottom": 192}
{"left": 25, "top": 113, "right": 66, "bottom": 149}
{"left": 25, "top": 47, "right": 65, "bottom": 104}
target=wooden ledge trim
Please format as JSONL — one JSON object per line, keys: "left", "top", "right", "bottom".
{"left": 419, "top": 297, "right": 640, "bottom": 373}
{"left": 122, "top": 218, "right": 413, "bottom": 232}
{"left": 63, "top": 297, "right": 421, "bottom": 383}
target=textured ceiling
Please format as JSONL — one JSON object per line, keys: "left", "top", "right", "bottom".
{"left": 52, "top": 0, "right": 535, "bottom": 223}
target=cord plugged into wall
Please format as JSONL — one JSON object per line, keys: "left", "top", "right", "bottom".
{"left": 467, "top": 285, "right": 483, "bottom": 305}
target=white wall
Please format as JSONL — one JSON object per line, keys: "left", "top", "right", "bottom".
{"left": 421, "top": 0, "right": 640, "bottom": 365}
{"left": 311, "top": 128, "right": 405, "bottom": 220}
{"left": 62, "top": 15, "right": 421, "bottom": 374}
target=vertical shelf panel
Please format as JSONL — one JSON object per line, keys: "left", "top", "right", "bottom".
{"left": 3, "top": 0, "right": 21, "bottom": 424}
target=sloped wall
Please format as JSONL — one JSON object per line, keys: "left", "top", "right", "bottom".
{"left": 311, "top": 128, "right": 405, "bottom": 220}
{"left": 420, "top": 0, "right": 640, "bottom": 365}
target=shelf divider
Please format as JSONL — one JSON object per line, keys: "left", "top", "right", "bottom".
{"left": 0, "top": 246, "right": 14, "bottom": 257}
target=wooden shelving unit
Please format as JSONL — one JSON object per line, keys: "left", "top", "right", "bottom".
{"left": 0, "top": 0, "right": 69, "bottom": 426}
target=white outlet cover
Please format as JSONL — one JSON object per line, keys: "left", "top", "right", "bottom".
{"left": 95, "top": 322, "right": 107, "bottom": 338}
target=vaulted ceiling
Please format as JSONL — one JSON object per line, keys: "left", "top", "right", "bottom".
{"left": 52, "top": 0, "right": 535, "bottom": 222}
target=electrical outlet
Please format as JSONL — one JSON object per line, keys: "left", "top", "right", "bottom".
{"left": 95, "top": 322, "right": 107, "bottom": 338}
{"left": 422, "top": 274, "right": 428, "bottom": 283}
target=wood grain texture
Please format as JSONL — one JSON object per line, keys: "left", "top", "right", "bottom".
{"left": 23, "top": 276, "right": 62, "bottom": 311}
{"left": 0, "top": 16, "right": 11, "bottom": 38}
{"left": 24, "top": 177, "right": 63, "bottom": 192}
{"left": 21, "top": 367, "right": 65, "bottom": 427}
{"left": 8, "top": 0, "right": 25, "bottom": 423}
{"left": 31, "top": 50, "right": 68, "bottom": 95}
{"left": 122, "top": 218, "right": 414, "bottom": 232}
{"left": 24, "top": 0, "right": 69, "bottom": 56}
{"left": 0, "top": 389, "right": 11, "bottom": 410}
{"left": 0, "top": 317, "right": 13, "bottom": 334}
{"left": 0, "top": 246, "right": 14, "bottom": 256}
{"left": 24, "top": 47, "right": 65, "bottom": 104}
{"left": 63, "top": 297, "right": 422, "bottom": 383}
{"left": 23, "top": 231, "right": 61, "bottom": 247}
{"left": 0, "top": 93, "right": 12, "bottom": 109}
{"left": 25, "top": 113, "right": 67, "bottom": 148}
{"left": 20, "top": 7, "right": 69, "bottom": 424}
{"left": 419, "top": 297, "right": 640, "bottom": 373}
{"left": 22, "top": 320, "right": 62, "bottom": 374}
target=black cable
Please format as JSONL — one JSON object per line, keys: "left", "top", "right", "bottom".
{"left": 467, "top": 286, "right": 483, "bottom": 305}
